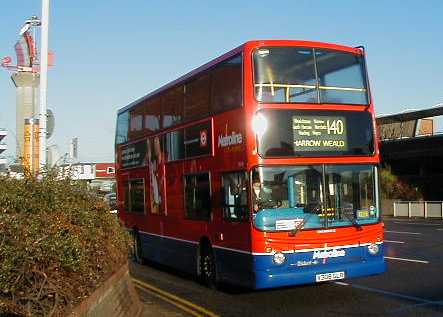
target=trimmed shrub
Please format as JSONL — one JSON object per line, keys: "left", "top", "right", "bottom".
{"left": 0, "top": 170, "right": 130, "bottom": 316}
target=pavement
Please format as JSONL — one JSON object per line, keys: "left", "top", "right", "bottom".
{"left": 131, "top": 217, "right": 443, "bottom": 317}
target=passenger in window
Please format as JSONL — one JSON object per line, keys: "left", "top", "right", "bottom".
{"left": 252, "top": 181, "right": 269, "bottom": 211}
{"left": 229, "top": 176, "right": 246, "bottom": 219}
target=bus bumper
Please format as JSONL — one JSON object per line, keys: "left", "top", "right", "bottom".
{"left": 253, "top": 245, "right": 386, "bottom": 289}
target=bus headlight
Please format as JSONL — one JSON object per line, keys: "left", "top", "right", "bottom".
{"left": 367, "top": 243, "right": 379, "bottom": 255}
{"left": 252, "top": 113, "right": 268, "bottom": 137}
{"left": 273, "top": 252, "right": 286, "bottom": 265}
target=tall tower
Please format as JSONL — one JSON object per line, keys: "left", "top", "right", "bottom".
{"left": 0, "top": 129, "right": 7, "bottom": 171}
{"left": 69, "top": 137, "right": 79, "bottom": 162}
{"left": 2, "top": 16, "right": 53, "bottom": 173}
{"left": 11, "top": 71, "right": 40, "bottom": 158}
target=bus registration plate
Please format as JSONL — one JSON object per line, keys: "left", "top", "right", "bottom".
{"left": 315, "top": 271, "right": 345, "bottom": 282}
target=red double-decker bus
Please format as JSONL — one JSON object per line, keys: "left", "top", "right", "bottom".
{"left": 115, "top": 40, "right": 385, "bottom": 289}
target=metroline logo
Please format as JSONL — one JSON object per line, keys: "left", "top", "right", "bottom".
{"left": 218, "top": 132, "right": 243, "bottom": 148}
{"left": 312, "top": 249, "right": 346, "bottom": 260}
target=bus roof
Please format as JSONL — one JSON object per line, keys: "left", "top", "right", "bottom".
{"left": 117, "top": 40, "right": 362, "bottom": 115}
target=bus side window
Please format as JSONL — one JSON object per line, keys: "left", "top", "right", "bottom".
{"left": 123, "top": 180, "right": 130, "bottom": 211}
{"left": 184, "top": 173, "right": 211, "bottom": 220}
{"left": 211, "top": 54, "right": 242, "bottom": 113}
{"left": 125, "top": 179, "right": 146, "bottom": 214}
{"left": 221, "top": 172, "right": 248, "bottom": 221}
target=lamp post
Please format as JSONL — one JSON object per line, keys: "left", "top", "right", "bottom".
{"left": 39, "top": 0, "right": 50, "bottom": 171}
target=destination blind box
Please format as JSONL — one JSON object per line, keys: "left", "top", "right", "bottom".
{"left": 292, "top": 115, "right": 348, "bottom": 152}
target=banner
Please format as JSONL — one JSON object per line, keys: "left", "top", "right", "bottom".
{"left": 23, "top": 120, "right": 32, "bottom": 172}
{"left": 22, "top": 119, "right": 40, "bottom": 174}
{"left": 120, "top": 140, "right": 147, "bottom": 169}
{"left": 32, "top": 120, "right": 40, "bottom": 173}
{"left": 184, "top": 121, "right": 212, "bottom": 158}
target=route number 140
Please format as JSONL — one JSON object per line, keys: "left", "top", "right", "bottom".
{"left": 326, "top": 119, "right": 344, "bottom": 135}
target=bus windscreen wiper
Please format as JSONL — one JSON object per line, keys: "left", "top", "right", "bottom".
{"left": 342, "top": 210, "right": 362, "bottom": 231}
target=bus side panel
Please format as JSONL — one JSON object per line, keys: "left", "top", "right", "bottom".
{"left": 162, "top": 235, "right": 198, "bottom": 275}
{"left": 139, "top": 231, "right": 198, "bottom": 275}
{"left": 214, "top": 247, "right": 254, "bottom": 288}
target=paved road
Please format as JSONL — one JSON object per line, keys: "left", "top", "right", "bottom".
{"left": 130, "top": 218, "right": 443, "bottom": 316}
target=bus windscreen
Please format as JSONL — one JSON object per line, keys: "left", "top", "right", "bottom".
{"left": 254, "top": 47, "right": 369, "bottom": 105}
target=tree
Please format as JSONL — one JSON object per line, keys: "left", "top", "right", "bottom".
{"left": 379, "top": 165, "right": 422, "bottom": 200}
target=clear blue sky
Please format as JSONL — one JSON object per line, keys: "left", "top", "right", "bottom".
{"left": 1, "top": 0, "right": 442, "bottom": 162}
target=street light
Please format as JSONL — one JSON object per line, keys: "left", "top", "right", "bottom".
{"left": 39, "top": 0, "right": 50, "bottom": 171}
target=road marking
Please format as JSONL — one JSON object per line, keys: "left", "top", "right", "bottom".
{"left": 135, "top": 285, "right": 204, "bottom": 317}
{"left": 334, "top": 282, "right": 443, "bottom": 307}
{"left": 133, "top": 278, "right": 219, "bottom": 317}
{"left": 385, "top": 230, "right": 422, "bottom": 235}
{"left": 384, "top": 256, "right": 429, "bottom": 264}
{"left": 334, "top": 281, "right": 349, "bottom": 286}
{"left": 388, "top": 299, "right": 443, "bottom": 313}
{"left": 384, "top": 218, "right": 420, "bottom": 222}
{"left": 393, "top": 221, "right": 442, "bottom": 226}
{"left": 436, "top": 228, "right": 443, "bottom": 231}
{"left": 384, "top": 240, "right": 405, "bottom": 244}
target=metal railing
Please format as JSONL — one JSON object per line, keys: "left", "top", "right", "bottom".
{"left": 393, "top": 201, "right": 443, "bottom": 219}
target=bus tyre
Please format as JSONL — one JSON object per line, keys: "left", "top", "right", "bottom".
{"left": 200, "top": 244, "right": 217, "bottom": 288}
{"left": 133, "top": 231, "right": 146, "bottom": 265}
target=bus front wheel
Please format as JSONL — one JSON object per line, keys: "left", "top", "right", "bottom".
{"left": 200, "top": 244, "right": 217, "bottom": 288}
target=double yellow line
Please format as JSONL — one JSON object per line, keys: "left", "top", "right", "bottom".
{"left": 132, "top": 278, "right": 219, "bottom": 317}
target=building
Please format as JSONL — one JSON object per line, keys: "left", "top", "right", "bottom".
{"left": 377, "top": 105, "right": 443, "bottom": 200}
{"left": 92, "top": 163, "right": 116, "bottom": 192}
{"left": 59, "top": 162, "right": 95, "bottom": 181}
{"left": 59, "top": 162, "right": 116, "bottom": 193}
{"left": 0, "top": 129, "right": 7, "bottom": 171}
{"left": 95, "top": 162, "right": 115, "bottom": 179}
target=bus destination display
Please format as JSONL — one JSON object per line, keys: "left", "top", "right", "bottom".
{"left": 293, "top": 116, "right": 348, "bottom": 152}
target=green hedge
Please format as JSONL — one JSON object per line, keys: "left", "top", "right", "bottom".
{"left": 0, "top": 171, "right": 130, "bottom": 316}
{"left": 380, "top": 165, "right": 422, "bottom": 200}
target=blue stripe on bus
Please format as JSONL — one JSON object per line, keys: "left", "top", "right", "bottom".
{"left": 138, "top": 231, "right": 198, "bottom": 275}
{"left": 137, "top": 231, "right": 385, "bottom": 289}
{"left": 213, "top": 247, "right": 254, "bottom": 288}
{"left": 253, "top": 244, "right": 386, "bottom": 289}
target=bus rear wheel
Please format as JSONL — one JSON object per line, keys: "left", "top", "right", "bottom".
{"left": 132, "top": 231, "right": 146, "bottom": 265}
{"left": 200, "top": 244, "right": 217, "bottom": 288}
